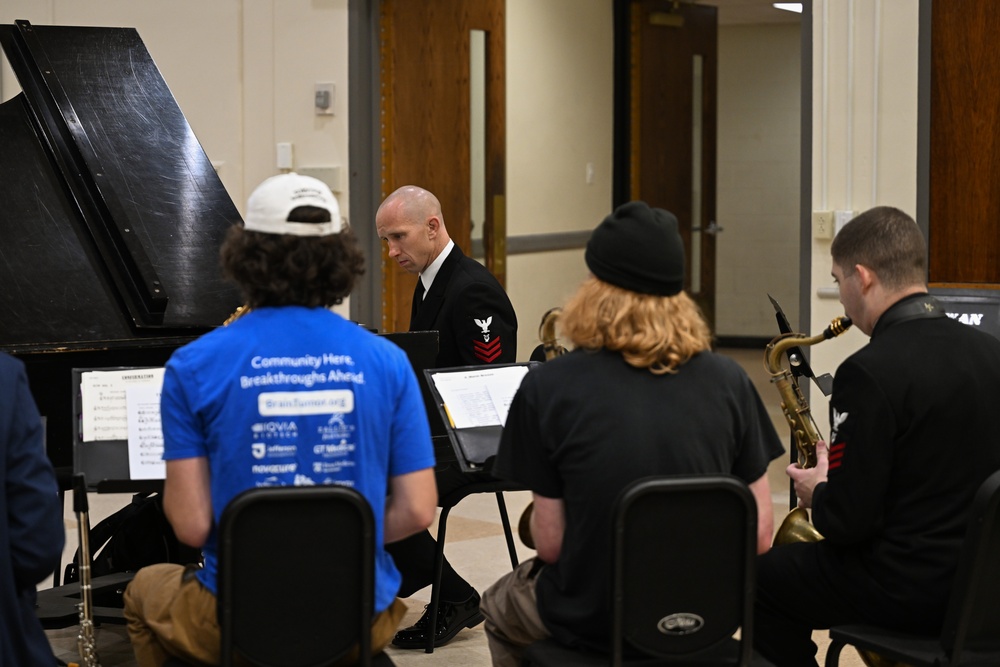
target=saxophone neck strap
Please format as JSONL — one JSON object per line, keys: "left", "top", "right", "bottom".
{"left": 872, "top": 293, "right": 945, "bottom": 336}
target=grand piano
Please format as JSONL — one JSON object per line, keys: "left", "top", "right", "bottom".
{"left": 0, "top": 19, "right": 243, "bottom": 485}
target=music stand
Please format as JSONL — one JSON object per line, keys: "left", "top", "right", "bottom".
{"left": 768, "top": 294, "right": 835, "bottom": 397}
{"left": 72, "top": 367, "right": 166, "bottom": 493}
{"left": 423, "top": 362, "right": 538, "bottom": 472}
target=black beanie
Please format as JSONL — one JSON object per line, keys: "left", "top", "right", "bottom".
{"left": 584, "top": 201, "right": 685, "bottom": 296}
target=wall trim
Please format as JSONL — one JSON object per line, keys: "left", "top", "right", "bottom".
{"left": 471, "top": 230, "right": 591, "bottom": 258}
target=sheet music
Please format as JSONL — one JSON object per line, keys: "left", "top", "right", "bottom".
{"left": 126, "top": 384, "right": 166, "bottom": 480}
{"left": 429, "top": 365, "right": 530, "bottom": 428}
{"left": 80, "top": 368, "right": 165, "bottom": 442}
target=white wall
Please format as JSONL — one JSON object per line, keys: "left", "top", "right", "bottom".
{"left": 807, "top": 0, "right": 920, "bottom": 436}
{"left": 716, "top": 22, "right": 801, "bottom": 338}
{"left": 505, "top": 0, "right": 614, "bottom": 359}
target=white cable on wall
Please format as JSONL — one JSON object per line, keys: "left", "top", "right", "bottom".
{"left": 872, "top": 0, "right": 881, "bottom": 204}
{"left": 822, "top": 0, "right": 829, "bottom": 210}
{"left": 846, "top": 0, "right": 854, "bottom": 208}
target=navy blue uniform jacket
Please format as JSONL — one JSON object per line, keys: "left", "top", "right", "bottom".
{"left": 410, "top": 244, "right": 517, "bottom": 367}
{"left": 0, "top": 353, "right": 64, "bottom": 666}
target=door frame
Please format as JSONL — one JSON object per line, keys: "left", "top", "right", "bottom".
{"left": 347, "top": 0, "right": 383, "bottom": 330}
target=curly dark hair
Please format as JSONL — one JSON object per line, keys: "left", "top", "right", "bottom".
{"left": 220, "top": 208, "right": 366, "bottom": 308}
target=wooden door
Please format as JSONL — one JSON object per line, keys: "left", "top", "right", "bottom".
{"left": 379, "top": 0, "right": 506, "bottom": 333}
{"left": 928, "top": 1, "right": 1000, "bottom": 286}
{"left": 627, "top": 1, "right": 718, "bottom": 326}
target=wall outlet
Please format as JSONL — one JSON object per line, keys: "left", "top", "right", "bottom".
{"left": 812, "top": 210, "right": 834, "bottom": 240}
{"left": 314, "top": 82, "right": 335, "bottom": 116}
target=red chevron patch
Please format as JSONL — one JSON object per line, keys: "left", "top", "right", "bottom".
{"left": 474, "top": 336, "right": 502, "bottom": 363}
{"left": 828, "top": 442, "right": 846, "bottom": 470}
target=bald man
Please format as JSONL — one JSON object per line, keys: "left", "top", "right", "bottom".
{"left": 376, "top": 185, "right": 518, "bottom": 649}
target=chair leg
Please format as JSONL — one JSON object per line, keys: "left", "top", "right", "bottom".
{"left": 824, "top": 638, "right": 845, "bottom": 667}
{"left": 426, "top": 505, "right": 455, "bottom": 654}
{"left": 495, "top": 492, "right": 519, "bottom": 570}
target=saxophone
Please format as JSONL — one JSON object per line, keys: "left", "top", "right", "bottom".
{"left": 766, "top": 319, "right": 907, "bottom": 667}
{"left": 517, "top": 308, "right": 567, "bottom": 550}
{"left": 766, "top": 316, "right": 851, "bottom": 546}
{"left": 73, "top": 474, "right": 101, "bottom": 667}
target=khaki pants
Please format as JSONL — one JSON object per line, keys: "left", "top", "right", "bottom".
{"left": 123, "top": 563, "right": 405, "bottom": 667}
{"left": 480, "top": 558, "right": 551, "bottom": 667}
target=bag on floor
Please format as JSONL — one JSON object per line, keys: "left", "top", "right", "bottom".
{"left": 63, "top": 491, "right": 190, "bottom": 586}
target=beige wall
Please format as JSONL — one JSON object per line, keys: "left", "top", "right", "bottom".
{"left": 716, "top": 22, "right": 802, "bottom": 338}
{"left": 807, "top": 0, "right": 920, "bottom": 436}
{"left": 504, "top": 0, "right": 614, "bottom": 359}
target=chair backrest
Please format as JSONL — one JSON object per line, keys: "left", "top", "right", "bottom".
{"left": 939, "top": 468, "right": 1000, "bottom": 660}
{"left": 217, "top": 485, "right": 375, "bottom": 667}
{"left": 612, "top": 475, "right": 756, "bottom": 666}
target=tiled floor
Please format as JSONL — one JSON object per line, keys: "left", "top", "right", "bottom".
{"left": 43, "top": 348, "right": 866, "bottom": 666}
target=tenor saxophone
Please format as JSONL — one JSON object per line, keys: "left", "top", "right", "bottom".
{"left": 766, "top": 321, "right": 907, "bottom": 667}
{"left": 72, "top": 474, "right": 101, "bottom": 667}
{"left": 765, "top": 316, "right": 851, "bottom": 547}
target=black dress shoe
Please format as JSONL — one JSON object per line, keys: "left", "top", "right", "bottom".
{"left": 391, "top": 592, "right": 485, "bottom": 649}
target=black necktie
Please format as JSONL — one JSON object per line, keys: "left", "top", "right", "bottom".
{"left": 410, "top": 279, "right": 425, "bottom": 326}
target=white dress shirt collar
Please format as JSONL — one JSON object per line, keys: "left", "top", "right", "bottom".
{"left": 418, "top": 240, "right": 455, "bottom": 298}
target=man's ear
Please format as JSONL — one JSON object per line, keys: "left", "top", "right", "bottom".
{"left": 425, "top": 215, "right": 441, "bottom": 238}
{"left": 856, "top": 264, "right": 876, "bottom": 292}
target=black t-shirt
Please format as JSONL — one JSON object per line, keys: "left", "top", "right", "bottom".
{"left": 494, "top": 347, "right": 784, "bottom": 650}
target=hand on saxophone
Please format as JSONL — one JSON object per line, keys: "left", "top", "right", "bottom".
{"left": 787, "top": 439, "right": 830, "bottom": 509}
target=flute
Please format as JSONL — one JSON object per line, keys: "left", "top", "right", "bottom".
{"left": 73, "top": 473, "right": 101, "bottom": 667}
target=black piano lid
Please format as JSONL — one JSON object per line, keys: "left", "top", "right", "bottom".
{"left": 0, "top": 20, "right": 242, "bottom": 474}
{"left": 0, "top": 20, "right": 242, "bottom": 351}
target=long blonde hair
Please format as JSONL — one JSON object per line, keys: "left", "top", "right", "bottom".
{"left": 560, "top": 277, "right": 712, "bottom": 374}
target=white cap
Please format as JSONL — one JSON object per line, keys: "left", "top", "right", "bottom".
{"left": 244, "top": 173, "right": 342, "bottom": 236}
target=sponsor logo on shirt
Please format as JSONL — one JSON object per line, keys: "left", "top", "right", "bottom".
{"left": 251, "top": 443, "right": 297, "bottom": 460}
{"left": 258, "top": 390, "right": 354, "bottom": 416}
{"left": 250, "top": 421, "right": 299, "bottom": 439}
{"left": 313, "top": 440, "right": 356, "bottom": 457}
{"left": 251, "top": 462, "right": 297, "bottom": 474}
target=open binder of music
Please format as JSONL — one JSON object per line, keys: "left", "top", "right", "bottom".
{"left": 73, "top": 366, "right": 166, "bottom": 492}
{"left": 424, "top": 361, "right": 538, "bottom": 473}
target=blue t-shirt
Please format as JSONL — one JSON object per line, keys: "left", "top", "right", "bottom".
{"left": 160, "top": 306, "right": 435, "bottom": 611}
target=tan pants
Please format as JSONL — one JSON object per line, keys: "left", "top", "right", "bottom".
{"left": 123, "top": 562, "right": 405, "bottom": 667}
{"left": 480, "top": 558, "right": 551, "bottom": 667}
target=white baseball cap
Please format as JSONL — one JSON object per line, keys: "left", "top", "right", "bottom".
{"left": 244, "top": 173, "right": 342, "bottom": 236}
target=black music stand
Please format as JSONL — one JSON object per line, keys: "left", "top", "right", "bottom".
{"left": 768, "top": 294, "right": 835, "bottom": 397}
{"left": 379, "top": 331, "right": 443, "bottom": 437}
{"left": 72, "top": 367, "right": 166, "bottom": 494}
{"left": 423, "top": 362, "right": 538, "bottom": 473}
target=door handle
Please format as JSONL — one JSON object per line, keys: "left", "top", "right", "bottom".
{"left": 691, "top": 220, "right": 723, "bottom": 234}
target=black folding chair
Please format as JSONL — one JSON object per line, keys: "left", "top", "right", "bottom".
{"left": 423, "top": 479, "right": 523, "bottom": 652}
{"left": 164, "top": 485, "right": 396, "bottom": 667}
{"left": 523, "top": 474, "right": 772, "bottom": 666}
{"left": 825, "top": 468, "right": 1000, "bottom": 667}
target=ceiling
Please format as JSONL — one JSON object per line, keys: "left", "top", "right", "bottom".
{"left": 699, "top": 0, "right": 803, "bottom": 25}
